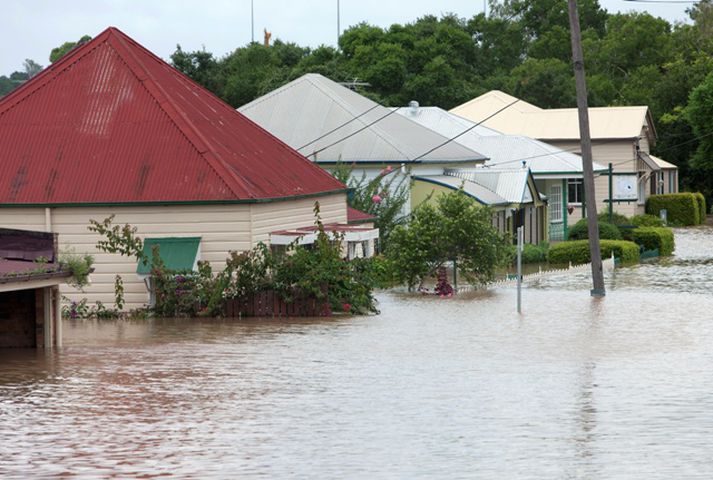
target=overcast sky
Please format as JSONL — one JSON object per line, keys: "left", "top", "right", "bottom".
{"left": 2, "top": 0, "right": 694, "bottom": 74}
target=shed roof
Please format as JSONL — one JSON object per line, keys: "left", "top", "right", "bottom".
{"left": 413, "top": 175, "right": 509, "bottom": 206}
{"left": 397, "top": 106, "right": 606, "bottom": 175}
{"left": 451, "top": 90, "right": 655, "bottom": 142}
{"left": 0, "top": 27, "right": 345, "bottom": 205}
{"left": 649, "top": 154, "right": 677, "bottom": 170}
{"left": 239, "top": 73, "right": 487, "bottom": 164}
{"left": 445, "top": 168, "right": 537, "bottom": 205}
{"left": 347, "top": 206, "right": 376, "bottom": 224}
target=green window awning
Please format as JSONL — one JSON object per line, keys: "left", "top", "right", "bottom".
{"left": 136, "top": 237, "right": 201, "bottom": 275}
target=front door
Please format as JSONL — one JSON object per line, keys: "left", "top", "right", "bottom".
{"left": 549, "top": 184, "right": 564, "bottom": 241}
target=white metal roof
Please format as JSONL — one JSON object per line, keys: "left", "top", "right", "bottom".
{"left": 414, "top": 175, "right": 509, "bottom": 206}
{"left": 451, "top": 90, "right": 655, "bottom": 142}
{"left": 445, "top": 168, "right": 537, "bottom": 205}
{"left": 239, "top": 74, "right": 487, "bottom": 164}
{"left": 649, "top": 154, "right": 677, "bottom": 170}
{"left": 396, "top": 106, "right": 606, "bottom": 175}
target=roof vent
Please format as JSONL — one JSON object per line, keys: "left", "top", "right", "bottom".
{"left": 408, "top": 100, "right": 419, "bottom": 115}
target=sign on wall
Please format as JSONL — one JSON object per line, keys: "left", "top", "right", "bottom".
{"left": 613, "top": 174, "right": 638, "bottom": 200}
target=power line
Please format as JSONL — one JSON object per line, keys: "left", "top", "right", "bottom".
{"left": 411, "top": 99, "right": 520, "bottom": 162}
{"left": 305, "top": 106, "right": 403, "bottom": 159}
{"left": 296, "top": 104, "right": 380, "bottom": 151}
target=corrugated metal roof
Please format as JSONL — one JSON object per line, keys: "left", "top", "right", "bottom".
{"left": 397, "top": 106, "right": 606, "bottom": 175}
{"left": 638, "top": 152, "right": 661, "bottom": 171}
{"left": 445, "top": 168, "right": 536, "bottom": 205}
{"left": 451, "top": 90, "right": 655, "bottom": 142}
{"left": 0, "top": 27, "right": 345, "bottom": 204}
{"left": 347, "top": 206, "right": 376, "bottom": 223}
{"left": 414, "top": 175, "right": 509, "bottom": 206}
{"left": 239, "top": 74, "right": 487, "bottom": 164}
{"left": 648, "top": 154, "right": 677, "bottom": 170}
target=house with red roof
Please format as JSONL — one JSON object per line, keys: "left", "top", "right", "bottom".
{"left": 0, "top": 27, "right": 373, "bottom": 310}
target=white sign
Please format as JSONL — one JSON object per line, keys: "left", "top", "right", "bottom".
{"left": 613, "top": 174, "right": 638, "bottom": 200}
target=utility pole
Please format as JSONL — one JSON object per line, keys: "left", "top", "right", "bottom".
{"left": 568, "top": 0, "right": 605, "bottom": 297}
{"left": 337, "top": 0, "right": 341, "bottom": 46}
{"left": 251, "top": 0, "right": 255, "bottom": 43}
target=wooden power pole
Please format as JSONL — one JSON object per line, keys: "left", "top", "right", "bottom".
{"left": 568, "top": 0, "right": 605, "bottom": 297}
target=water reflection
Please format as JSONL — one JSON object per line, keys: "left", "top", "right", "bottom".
{"left": 1, "top": 228, "right": 713, "bottom": 478}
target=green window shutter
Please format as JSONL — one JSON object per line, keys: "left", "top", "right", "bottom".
{"left": 136, "top": 237, "right": 201, "bottom": 274}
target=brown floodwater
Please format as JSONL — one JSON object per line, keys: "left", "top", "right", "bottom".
{"left": 2, "top": 228, "right": 713, "bottom": 478}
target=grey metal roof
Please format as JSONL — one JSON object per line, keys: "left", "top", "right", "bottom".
{"left": 396, "top": 106, "right": 606, "bottom": 175}
{"left": 239, "top": 74, "right": 487, "bottom": 164}
{"left": 445, "top": 168, "right": 536, "bottom": 205}
{"left": 413, "top": 175, "right": 509, "bottom": 206}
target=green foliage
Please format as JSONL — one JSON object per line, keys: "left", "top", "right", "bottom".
{"left": 521, "top": 242, "right": 549, "bottom": 264}
{"left": 597, "top": 211, "right": 630, "bottom": 225}
{"left": 631, "top": 227, "right": 675, "bottom": 256}
{"left": 332, "top": 163, "right": 410, "bottom": 247}
{"left": 646, "top": 193, "right": 700, "bottom": 226}
{"left": 547, "top": 239, "right": 640, "bottom": 265}
{"left": 49, "top": 35, "right": 91, "bottom": 63}
{"left": 694, "top": 192, "right": 707, "bottom": 223}
{"left": 567, "top": 219, "right": 623, "bottom": 241}
{"left": 386, "top": 189, "right": 510, "bottom": 289}
{"left": 59, "top": 250, "right": 95, "bottom": 289}
{"left": 630, "top": 214, "right": 665, "bottom": 227}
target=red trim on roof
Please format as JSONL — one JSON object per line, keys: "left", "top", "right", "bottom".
{"left": 0, "top": 27, "right": 345, "bottom": 204}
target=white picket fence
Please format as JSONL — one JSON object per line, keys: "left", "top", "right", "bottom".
{"left": 457, "top": 253, "right": 616, "bottom": 293}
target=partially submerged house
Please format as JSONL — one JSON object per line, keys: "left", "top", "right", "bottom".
{"left": 399, "top": 105, "right": 606, "bottom": 240}
{"left": 451, "top": 91, "right": 679, "bottom": 224}
{"left": 0, "top": 27, "right": 373, "bottom": 310}
{"left": 238, "top": 74, "right": 489, "bottom": 217}
{"left": 1, "top": 228, "right": 69, "bottom": 348}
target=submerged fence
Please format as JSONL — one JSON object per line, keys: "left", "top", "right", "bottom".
{"left": 457, "top": 253, "right": 617, "bottom": 293}
{"left": 223, "top": 289, "right": 332, "bottom": 318}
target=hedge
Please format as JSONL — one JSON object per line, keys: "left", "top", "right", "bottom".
{"left": 646, "top": 193, "right": 699, "bottom": 226}
{"left": 597, "top": 211, "right": 630, "bottom": 225}
{"left": 567, "top": 219, "right": 622, "bottom": 241}
{"left": 694, "top": 192, "right": 706, "bottom": 224}
{"left": 631, "top": 227, "right": 675, "bottom": 256}
{"left": 547, "top": 239, "right": 640, "bottom": 265}
{"left": 630, "top": 214, "right": 664, "bottom": 227}
{"left": 521, "top": 242, "right": 549, "bottom": 263}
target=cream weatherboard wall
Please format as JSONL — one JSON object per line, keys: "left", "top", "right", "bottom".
{"left": 0, "top": 194, "right": 346, "bottom": 311}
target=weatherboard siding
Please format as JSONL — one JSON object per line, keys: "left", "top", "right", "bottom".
{"left": 0, "top": 196, "right": 346, "bottom": 311}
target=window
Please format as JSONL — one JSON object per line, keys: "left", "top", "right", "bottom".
{"left": 669, "top": 171, "right": 676, "bottom": 193}
{"left": 136, "top": 237, "right": 201, "bottom": 275}
{"left": 567, "top": 179, "right": 583, "bottom": 204}
{"left": 549, "top": 185, "right": 562, "bottom": 223}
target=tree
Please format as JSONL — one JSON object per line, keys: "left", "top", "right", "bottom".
{"left": 332, "top": 164, "right": 410, "bottom": 247}
{"left": 23, "top": 59, "right": 43, "bottom": 78}
{"left": 386, "top": 189, "right": 510, "bottom": 290}
{"left": 170, "top": 45, "right": 223, "bottom": 94}
{"left": 685, "top": 72, "right": 713, "bottom": 200}
{"left": 507, "top": 57, "right": 576, "bottom": 108}
{"left": 49, "top": 35, "right": 91, "bottom": 63}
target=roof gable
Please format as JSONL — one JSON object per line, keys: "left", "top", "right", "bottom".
{"left": 451, "top": 90, "right": 655, "bottom": 142}
{"left": 239, "top": 74, "right": 487, "bottom": 164}
{"left": 0, "top": 27, "right": 344, "bottom": 204}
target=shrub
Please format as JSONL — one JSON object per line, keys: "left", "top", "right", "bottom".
{"left": 597, "top": 211, "right": 629, "bottom": 225}
{"left": 694, "top": 192, "right": 707, "bottom": 224}
{"left": 521, "top": 242, "right": 549, "bottom": 264}
{"left": 630, "top": 214, "right": 664, "bottom": 227}
{"left": 567, "top": 219, "right": 622, "bottom": 241}
{"left": 547, "top": 239, "right": 640, "bottom": 265}
{"left": 631, "top": 227, "right": 675, "bottom": 256}
{"left": 646, "top": 193, "right": 699, "bottom": 226}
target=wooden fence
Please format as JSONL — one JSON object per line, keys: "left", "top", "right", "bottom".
{"left": 223, "top": 289, "right": 332, "bottom": 318}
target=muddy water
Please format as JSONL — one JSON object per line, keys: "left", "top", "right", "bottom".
{"left": 2, "top": 228, "right": 713, "bottom": 478}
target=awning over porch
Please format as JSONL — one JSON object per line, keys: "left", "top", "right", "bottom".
{"left": 270, "top": 223, "right": 379, "bottom": 246}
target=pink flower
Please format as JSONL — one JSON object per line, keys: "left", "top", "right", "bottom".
{"left": 372, "top": 194, "right": 382, "bottom": 204}
{"left": 342, "top": 303, "right": 351, "bottom": 312}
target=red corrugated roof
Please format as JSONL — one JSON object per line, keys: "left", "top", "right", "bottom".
{"left": 0, "top": 27, "right": 346, "bottom": 204}
{"left": 347, "top": 206, "right": 376, "bottom": 223}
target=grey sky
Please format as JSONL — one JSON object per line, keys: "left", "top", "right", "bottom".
{"left": 2, "top": 0, "right": 694, "bottom": 74}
